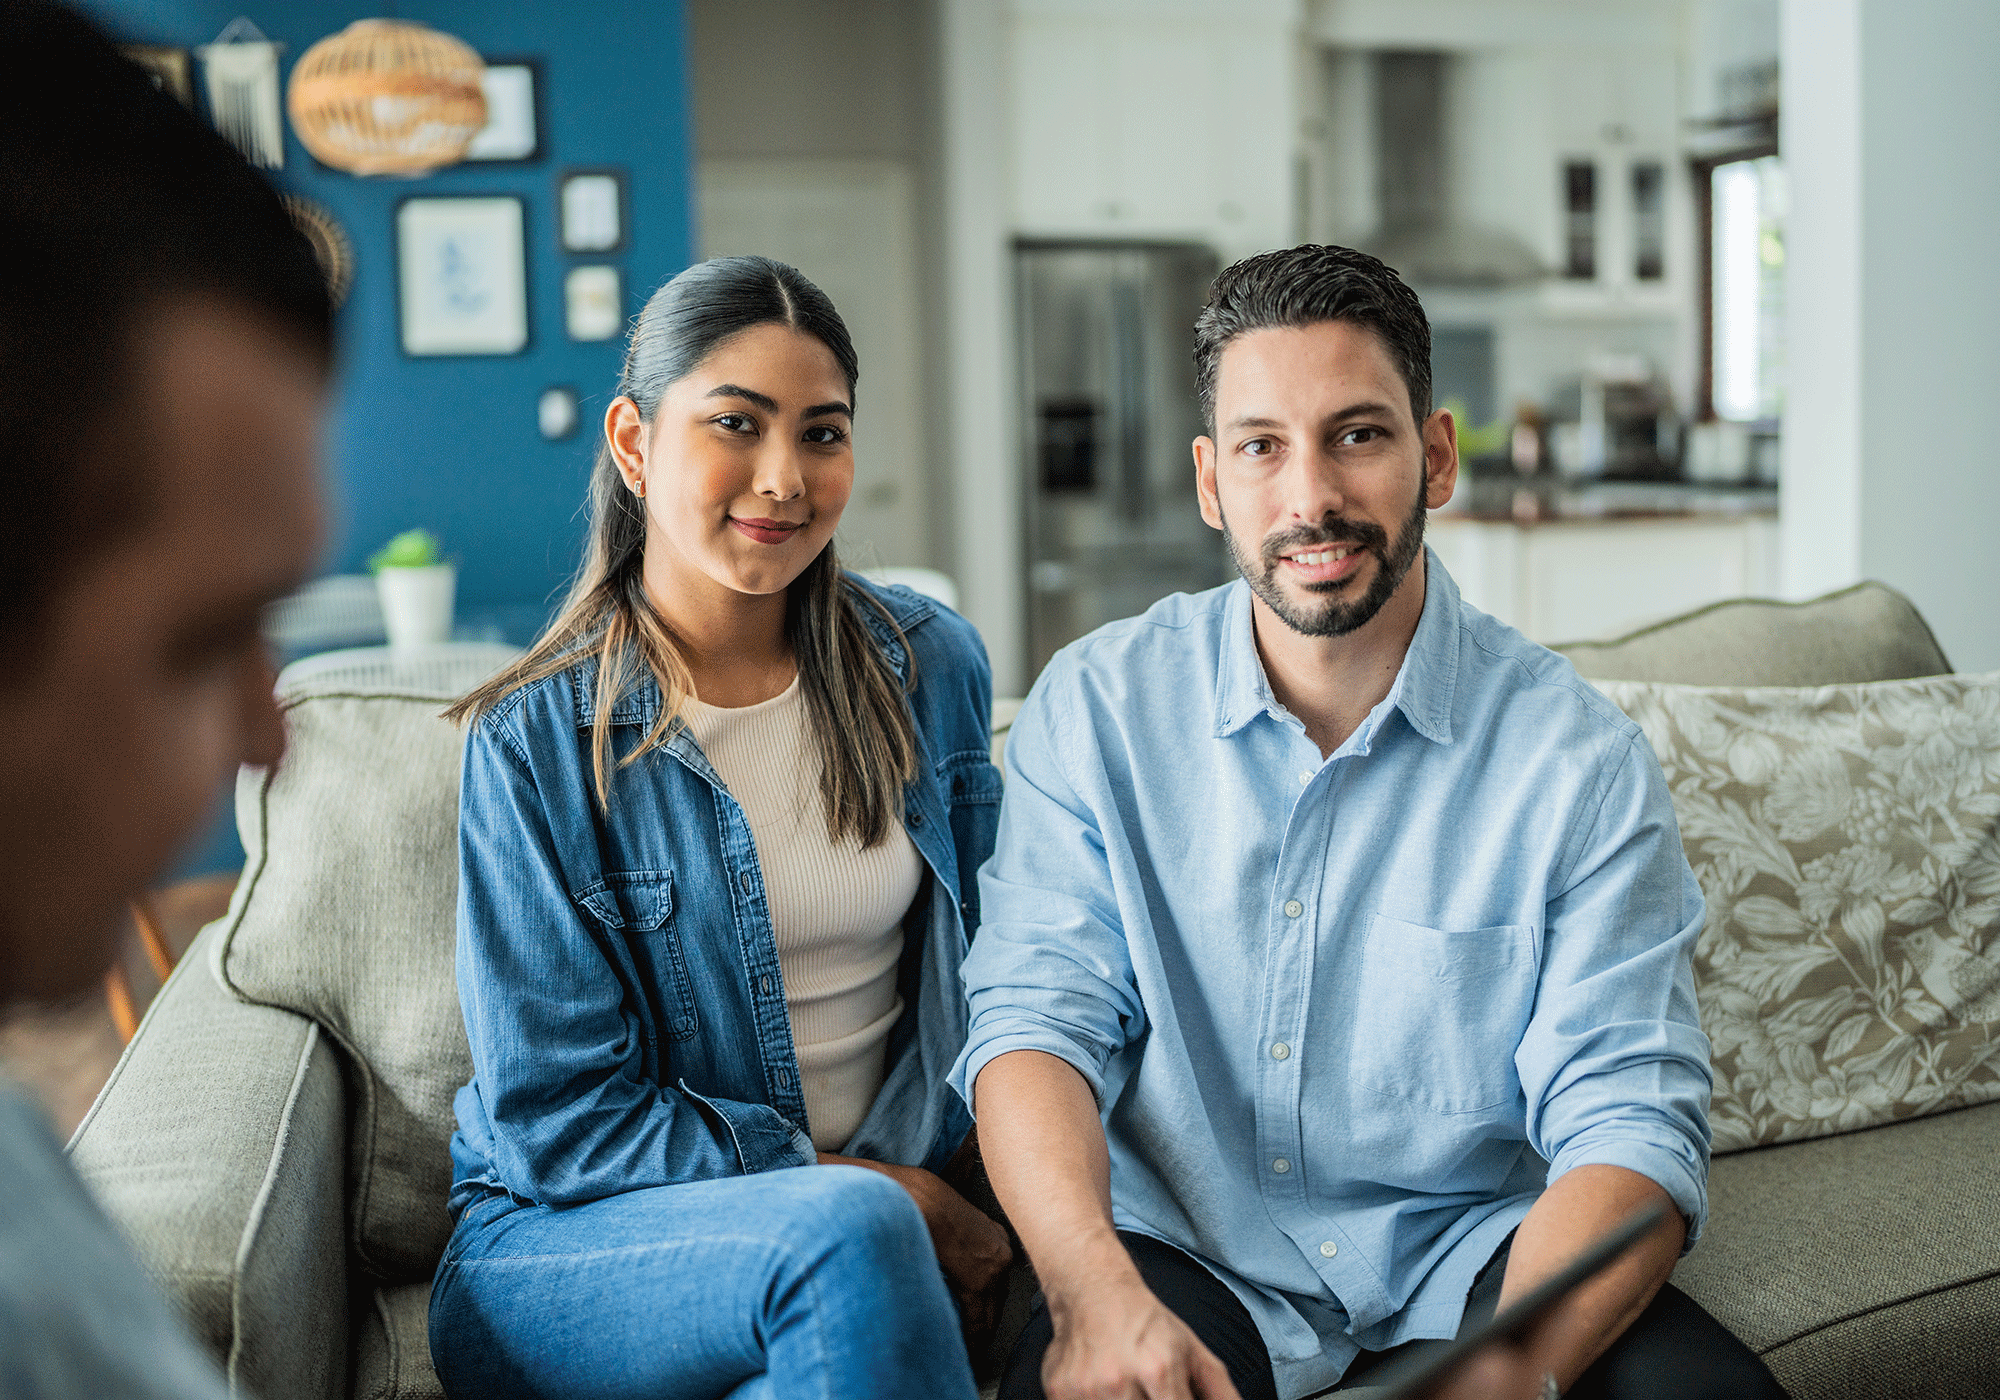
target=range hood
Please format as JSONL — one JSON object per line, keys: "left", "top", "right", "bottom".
{"left": 1364, "top": 51, "right": 1546, "bottom": 289}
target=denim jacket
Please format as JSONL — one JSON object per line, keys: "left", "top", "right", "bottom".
{"left": 447, "top": 579, "right": 999, "bottom": 1214}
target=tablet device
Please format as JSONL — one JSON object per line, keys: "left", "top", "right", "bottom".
{"left": 1360, "top": 1201, "right": 1672, "bottom": 1400}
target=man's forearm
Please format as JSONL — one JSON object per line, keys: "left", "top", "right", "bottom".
{"left": 972, "top": 1049, "right": 1138, "bottom": 1305}
{"left": 1499, "top": 1164, "right": 1685, "bottom": 1390}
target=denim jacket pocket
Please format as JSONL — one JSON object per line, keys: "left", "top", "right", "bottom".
{"left": 1351, "top": 914, "right": 1536, "bottom": 1115}
{"left": 576, "top": 871, "right": 700, "bottom": 1043}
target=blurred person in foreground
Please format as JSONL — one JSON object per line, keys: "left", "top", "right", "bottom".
{"left": 958, "top": 246, "right": 1786, "bottom": 1400}
{"left": 0, "top": 0, "right": 331, "bottom": 1393}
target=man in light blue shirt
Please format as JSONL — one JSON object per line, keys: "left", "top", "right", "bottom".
{"left": 955, "top": 246, "right": 1782, "bottom": 1400}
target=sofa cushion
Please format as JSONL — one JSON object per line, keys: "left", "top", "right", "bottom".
{"left": 1592, "top": 671, "right": 2000, "bottom": 1153}
{"left": 1558, "top": 581, "right": 1950, "bottom": 686}
{"left": 217, "top": 677, "right": 480, "bottom": 1281}
{"left": 352, "top": 1280, "right": 444, "bottom": 1400}
{"left": 1671, "top": 1100, "right": 2000, "bottom": 1400}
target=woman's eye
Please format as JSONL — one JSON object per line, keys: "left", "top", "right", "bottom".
{"left": 804, "top": 424, "right": 849, "bottom": 445}
{"left": 715, "top": 412, "right": 755, "bottom": 433}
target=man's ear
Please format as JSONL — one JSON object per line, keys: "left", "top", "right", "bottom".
{"left": 1194, "top": 436, "right": 1223, "bottom": 530}
{"left": 1421, "top": 408, "right": 1459, "bottom": 510}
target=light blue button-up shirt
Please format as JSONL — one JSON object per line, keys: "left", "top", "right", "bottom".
{"left": 952, "top": 553, "right": 1711, "bottom": 1400}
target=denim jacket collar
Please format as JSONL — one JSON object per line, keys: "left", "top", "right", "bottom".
{"left": 1213, "top": 546, "right": 1460, "bottom": 747}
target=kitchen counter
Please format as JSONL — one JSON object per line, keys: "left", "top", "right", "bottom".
{"left": 1434, "top": 475, "right": 1778, "bottom": 525}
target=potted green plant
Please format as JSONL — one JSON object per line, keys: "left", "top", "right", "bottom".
{"left": 369, "top": 528, "right": 455, "bottom": 652}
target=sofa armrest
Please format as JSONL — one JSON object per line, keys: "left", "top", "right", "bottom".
{"left": 69, "top": 925, "right": 349, "bottom": 1400}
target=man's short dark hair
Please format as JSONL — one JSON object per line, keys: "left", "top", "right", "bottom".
{"left": 1192, "top": 245, "right": 1432, "bottom": 432}
{"left": 0, "top": 0, "right": 333, "bottom": 646}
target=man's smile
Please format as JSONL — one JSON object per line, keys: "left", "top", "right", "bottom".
{"left": 1277, "top": 543, "right": 1366, "bottom": 585}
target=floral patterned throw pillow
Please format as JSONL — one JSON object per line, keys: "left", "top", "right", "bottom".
{"left": 1592, "top": 674, "right": 2000, "bottom": 1154}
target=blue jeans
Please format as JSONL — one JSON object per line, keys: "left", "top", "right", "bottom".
{"left": 429, "top": 1164, "right": 978, "bottom": 1400}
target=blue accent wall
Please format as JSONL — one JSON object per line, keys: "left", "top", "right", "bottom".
{"left": 82, "top": 1, "right": 694, "bottom": 874}
{"left": 85, "top": 0, "right": 694, "bottom": 636}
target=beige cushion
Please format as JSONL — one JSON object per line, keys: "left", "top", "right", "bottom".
{"left": 1593, "top": 672, "right": 2000, "bottom": 1153}
{"left": 1558, "top": 581, "right": 1950, "bottom": 686}
{"left": 69, "top": 928, "right": 350, "bottom": 1399}
{"left": 351, "top": 1281, "right": 444, "bottom": 1400}
{"left": 216, "top": 681, "right": 473, "bottom": 1281}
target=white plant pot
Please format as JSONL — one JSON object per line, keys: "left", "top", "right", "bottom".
{"left": 376, "top": 563, "right": 456, "bottom": 652}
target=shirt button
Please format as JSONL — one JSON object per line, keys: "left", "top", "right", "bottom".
{"left": 738, "top": 870, "right": 753, "bottom": 894}
{"left": 1272, "top": 1157, "right": 1291, "bottom": 1174}
{"left": 1283, "top": 900, "right": 1304, "bottom": 918}
{"left": 1319, "top": 1240, "right": 1338, "bottom": 1258}
{"left": 1270, "top": 1042, "right": 1291, "bottom": 1060}
{"left": 1299, "top": 771, "right": 1313, "bottom": 785}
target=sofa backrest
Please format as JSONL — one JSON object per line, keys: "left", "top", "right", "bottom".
{"left": 1557, "top": 580, "right": 1950, "bottom": 686}
{"left": 216, "top": 676, "right": 479, "bottom": 1281}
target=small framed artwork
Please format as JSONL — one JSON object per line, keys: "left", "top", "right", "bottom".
{"left": 559, "top": 168, "right": 627, "bottom": 253}
{"left": 565, "top": 264, "right": 624, "bottom": 342}
{"left": 396, "top": 197, "right": 529, "bottom": 357}
{"left": 464, "top": 58, "right": 542, "bottom": 163}
{"left": 121, "top": 45, "right": 193, "bottom": 106}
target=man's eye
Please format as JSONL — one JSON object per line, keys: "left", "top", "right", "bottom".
{"left": 1338, "top": 426, "right": 1383, "bottom": 447}
{"left": 1240, "top": 437, "right": 1276, "bottom": 457}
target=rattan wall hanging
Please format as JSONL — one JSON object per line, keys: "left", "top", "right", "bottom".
{"left": 286, "top": 19, "right": 487, "bottom": 177}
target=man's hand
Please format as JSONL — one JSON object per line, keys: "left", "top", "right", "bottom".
{"left": 1043, "top": 1269, "right": 1241, "bottom": 1400}
{"left": 818, "top": 1153, "right": 1014, "bottom": 1310}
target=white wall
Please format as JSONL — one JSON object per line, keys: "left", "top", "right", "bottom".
{"left": 1780, "top": 0, "right": 2000, "bottom": 670}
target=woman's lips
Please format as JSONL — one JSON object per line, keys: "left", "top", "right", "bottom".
{"left": 730, "top": 516, "right": 805, "bottom": 545}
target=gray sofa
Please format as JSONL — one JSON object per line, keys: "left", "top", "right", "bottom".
{"left": 70, "top": 584, "right": 1999, "bottom": 1399}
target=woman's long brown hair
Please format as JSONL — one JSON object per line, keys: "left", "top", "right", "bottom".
{"left": 446, "top": 257, "right": 917, "bottom": 848}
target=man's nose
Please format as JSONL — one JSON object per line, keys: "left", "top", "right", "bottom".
{"left": 1284, "top": 443, "right": 1348, "bottom": 522}
{"left": 239, "top": 646, "right": 287, "bottom": 770}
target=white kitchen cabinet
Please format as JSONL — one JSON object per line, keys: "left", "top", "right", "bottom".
{"left": 1006, "top": 1, "right": 1297, "bottom": 257}
{"left": 1427, "top": 513, "right": 1779, "bottom": 645}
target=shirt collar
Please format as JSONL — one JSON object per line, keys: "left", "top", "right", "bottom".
{"left": 1212, "top": 546, "right": 1460, "bottom": 746}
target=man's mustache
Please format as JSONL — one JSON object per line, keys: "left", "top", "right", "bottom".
{"left": 1259, "top": 517, "right": 1389, "bottom": 565}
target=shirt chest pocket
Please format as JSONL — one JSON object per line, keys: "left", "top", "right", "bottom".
{"left": 1349, "top": 914, "right": 1537, "bottom": 1115}
{"left": 577, "top": 871, "right": 700, "bottom": 1044}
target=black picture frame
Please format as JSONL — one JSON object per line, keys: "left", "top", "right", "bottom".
{"left": 558, "top": 167, "right": 629, "bottom": 254}
{"left": 463, "top": 57, "right": 545, "bottom": 164}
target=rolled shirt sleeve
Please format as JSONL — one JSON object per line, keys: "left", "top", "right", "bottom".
{"left": 1519, "top": 731, "right": 1714, "bottom": 1243}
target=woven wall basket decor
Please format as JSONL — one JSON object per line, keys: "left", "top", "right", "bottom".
{"left": 287, "top": 19, "right": 487, "bottom": 176}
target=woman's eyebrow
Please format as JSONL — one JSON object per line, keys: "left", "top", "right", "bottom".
{"left": 703, "top": 384, "right": 852, "bottom": 420}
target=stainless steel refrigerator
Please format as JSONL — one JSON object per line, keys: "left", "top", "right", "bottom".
{"left": 1017, "top": 241, "right": 1230, "bottom": 681}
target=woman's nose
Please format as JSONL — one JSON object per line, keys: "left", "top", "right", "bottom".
{"left": 754, "top": 442, "right": 806, "bottom": 500}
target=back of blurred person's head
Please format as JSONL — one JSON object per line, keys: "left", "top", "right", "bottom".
{"left": 0, "top": 0, "right": 333, "bottom": 1004}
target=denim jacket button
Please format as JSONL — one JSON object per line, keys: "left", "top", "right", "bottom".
{"left": 760, "top": 975, "right": 773, "bottom": 995}
{"left": 738, "top": 871, "right": 752, "bottom": 894}
{"left": 909, "top": 811, "right": 925, "bottom": 828}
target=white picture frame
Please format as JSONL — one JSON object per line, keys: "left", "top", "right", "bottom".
{"left": 560, "top": 169, "right": 626, "bottom": 253}
{"left": 463, "top": 61, "right": 541, "bottom": 163}
{"left": 396, "top": 197, "right": 529, "bottom": 357}
{"left": 564, "top": 264, "right": 624, "bottom": 342}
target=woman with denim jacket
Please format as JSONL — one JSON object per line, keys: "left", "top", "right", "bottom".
{"left": 429, "top": 257, "right": 1009, "bottom": 1399}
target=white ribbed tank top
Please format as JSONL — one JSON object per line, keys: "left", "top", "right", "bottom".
{"left": 681, "top": 676, "right": 923, "bottom": 1151}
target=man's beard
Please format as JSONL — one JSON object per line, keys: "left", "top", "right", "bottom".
{"left": 1221, "top": 475, "right": 1428, "bottom": 638}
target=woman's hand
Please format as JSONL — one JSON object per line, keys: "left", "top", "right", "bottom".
{"left": 817, "top": 1152, "right": 1015, "bottom": 1323}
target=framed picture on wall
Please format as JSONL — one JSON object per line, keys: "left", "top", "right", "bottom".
{"left": 396, "top": 196, "right": 529, "bottom": 357}
{"left": 565, "top": 264, "right": 623, "bottom": 341}
{"left": 464, "top": 58, "right": 542, "bottom": 163}
{"left": 559, "top": 168, "right": 627, "bottom": 253}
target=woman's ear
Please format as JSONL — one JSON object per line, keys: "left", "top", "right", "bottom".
{"left": 605, "top": 397, "right": 649, "bottom": 496}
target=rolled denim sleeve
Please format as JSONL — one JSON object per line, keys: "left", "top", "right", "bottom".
{"left": 951, "top": 672, "right": 1147, "bottom": 1113}
{"left": 456, "top": 719, "right": 810, "bottom": 1204}
{"left": 1517, "top": 731, "right": 1714, "bottom": 1244}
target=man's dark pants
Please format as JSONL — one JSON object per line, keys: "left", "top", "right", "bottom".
{"left": 999, "top": 1230, "right": 1786, "bottom": 1400}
